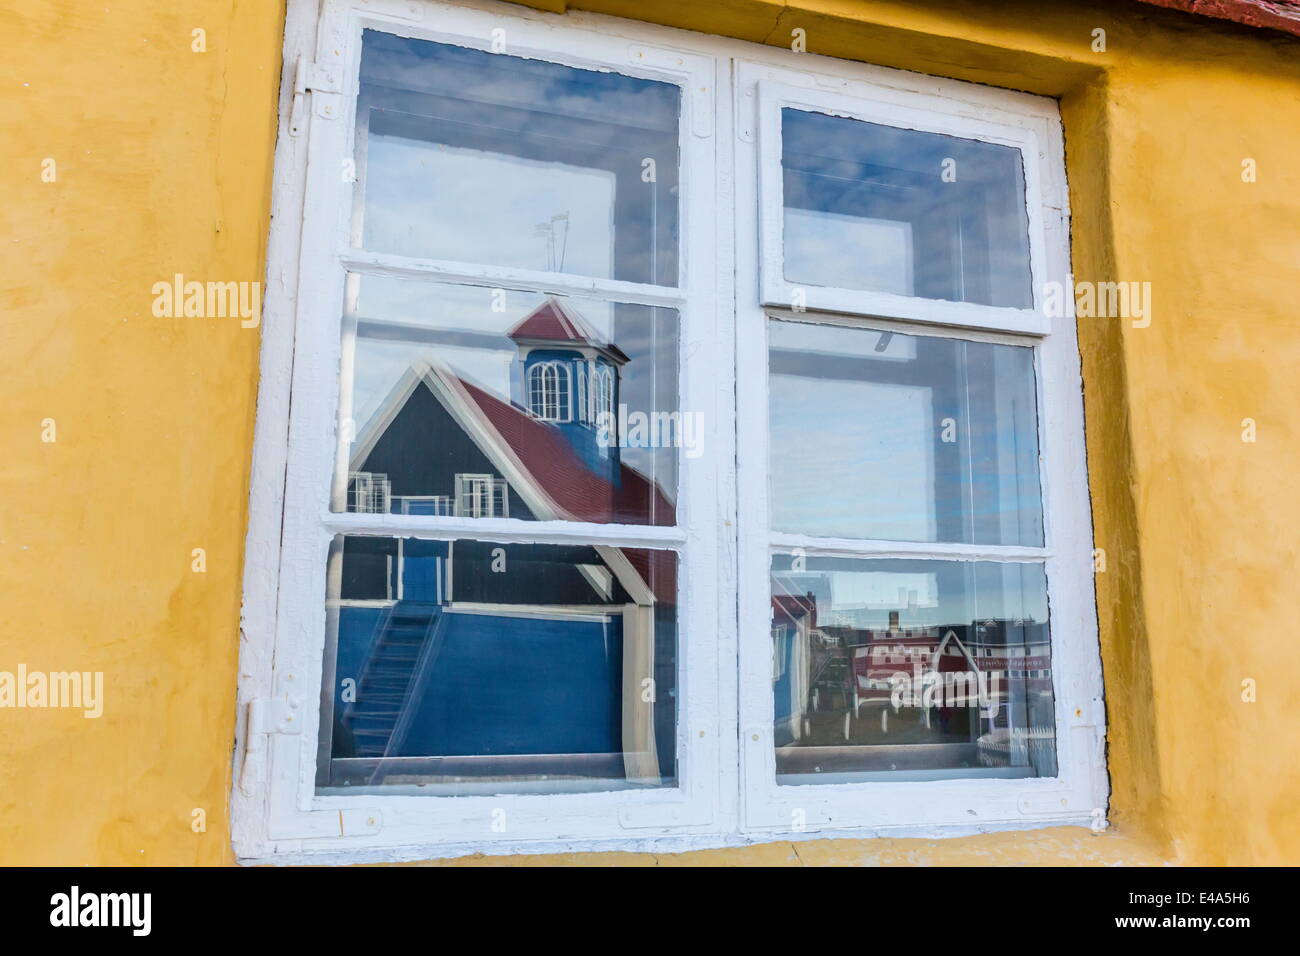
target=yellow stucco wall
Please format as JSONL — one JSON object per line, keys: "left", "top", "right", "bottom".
{"left": 0, "top": 0, "right": 283, "bottom": 865}
{"left": 2, "top": 0, "right": 1297, "bottom": 866}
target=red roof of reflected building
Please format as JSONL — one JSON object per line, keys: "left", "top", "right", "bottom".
{"left": 505, "top": 299, "right": 631, "bottom": 364}
{"left": 772, "top": 593, "right": 817, "bottom": 630}
{"left": 450, "top": 373, "right": 677, "bottom": 605}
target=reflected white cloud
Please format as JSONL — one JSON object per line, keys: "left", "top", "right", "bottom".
{"left": 768, "top": 317, "right": 1043, "bottom": 546}
{"left": 770, "top": 375, "right": 935, "bottom": 541}
{"left": 781, "top": 108, "right": 1032, "bottom": 308}
{"left": 784, "top": 208, "right": 913, "bottom": 295}
{"left": 364, "top": 137, "right": 617, "bottom": 276}
{"left": 354, "top": 30, "right": 680, "bottom": 286}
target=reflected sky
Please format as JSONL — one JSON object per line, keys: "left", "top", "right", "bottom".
{"left": 782, "top": 108, "right": 1033, "bottom": 308}
{"left": 364, "top": 138, "right": 618, "bottom": 277}
{"left": 356, "top": 31, "right": 680, "bottom": 285}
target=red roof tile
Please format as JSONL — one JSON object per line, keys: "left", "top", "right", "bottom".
{"left": 1132, "top": 0, "right": 1300, "bottom": 38}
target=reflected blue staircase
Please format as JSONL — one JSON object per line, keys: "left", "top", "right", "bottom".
{"left": 343, "top": 602, "right": 442, "bottom": 757}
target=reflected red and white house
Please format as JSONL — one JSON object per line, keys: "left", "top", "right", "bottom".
{"left": 772, "top": 595, "right": 1056, "bottom": 776}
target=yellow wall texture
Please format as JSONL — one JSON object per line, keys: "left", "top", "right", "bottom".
{"left": 2, "top": 0, "right": 1297, "bottom": 866}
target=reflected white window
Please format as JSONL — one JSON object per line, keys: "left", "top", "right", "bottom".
{"left": 596, "top": 367, "right": 615, "bottom": 427}
{"left": 348, "top": 471, "right": 392, "bottom": 514}
{"left": 455, "top": 474, "right": 508, "bottom": 518}
{"left": 398, "top": 495, "right": 453, "bottom": 516}
{"left": 528, "top": 362, "right": 571, "bottom": 422}
{"left": 575, "top": 360, "right": 589, "bottom": 424}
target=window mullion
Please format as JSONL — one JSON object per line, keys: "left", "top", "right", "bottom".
{"left": 324, "top": 512, "right": 686, "bottom": 550}
{"left": 770, "top": 532, "right": 1051, "bottom": 563}
{"left": 764, "top": 306, "right": 1048, "bottom": 347}
{"left": 339, "top": 249, "right": 687, "bottom": 309}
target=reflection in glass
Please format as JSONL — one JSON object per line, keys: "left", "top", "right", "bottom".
{"left": 355, "top": 30, "right": 680, "bottom": 285}
{"left": 768, "top": 318, "right": 1042, "bottom": 545}
{"left": 771, "top": 555, "right": 1056, "bottom": 784}
{"left": 319, "top": 536, "right": 678, "bottom": 794}
{"left": 782, "top": 108, "right": 1033, "bottom": 308}
{"left": 334, "top": 275, "right": 681, "bottom": 526}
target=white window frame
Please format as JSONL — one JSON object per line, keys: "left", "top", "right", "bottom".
{"left": 348, "top": 470, "right": 391, "bottom": 514}
{"left": 753, "top": 78, "right": 1053, "bottom": 336}
{"left": 234, "top": 0, "right": 1104, "bottom": 863}
{"left": 234, "top": 0, "right": 726, "bottom": 863}
{"left": 736, "top": 57, "right": 1106, "bottom": 834}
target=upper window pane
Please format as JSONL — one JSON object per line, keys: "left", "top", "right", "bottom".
{"left": 335, "top": 275, "right": 680, "bottom": 526}
{"left": 355, "top": 31, "right": 681, "bottom": 285}
{"left": 768, "top": 318, "right": 1043, "bottom": 546}
{"left": 781, "top": 108, "right": 1033, "bottom": 309}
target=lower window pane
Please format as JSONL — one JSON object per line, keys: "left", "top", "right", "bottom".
{"left": 770, "top": 554, "right": 1057, "bottom": 783}
{"left": 319, "top": 535, "right": 678, "bottom": 795}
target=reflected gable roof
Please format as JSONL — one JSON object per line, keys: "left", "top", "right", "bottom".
{"left": 349, "top": 358, "right": 676, "bottom": 602}
{"left": 506, "top": 298, "right": 631, "bottom": 365}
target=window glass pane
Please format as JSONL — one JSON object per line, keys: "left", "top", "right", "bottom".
{"left": 768, "top": 318, "right": 1043, "bottom": 546}
{"left": 319, "top": 535, "right": 678, "bottom": 794}
{"left": 355, "top": 30, "right": 680, "bottom": 286}
{"left": 334, "top": 275, "right": 682, "bottom": 526}
{"left": 770, "top": 555, "right": 1056, "bottom": 784}
{"left": 781, "top": 108, "right": 1033, "bottom": 308}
